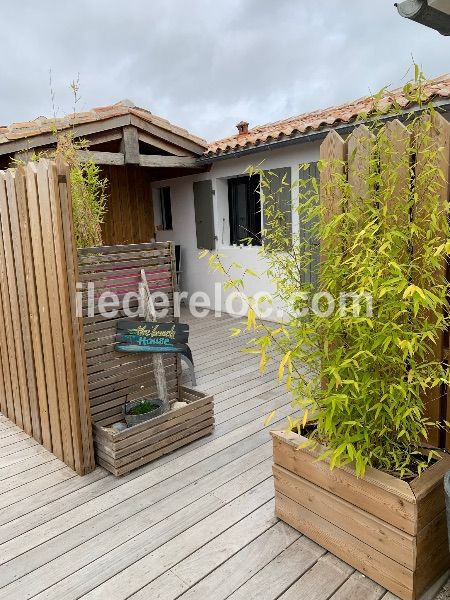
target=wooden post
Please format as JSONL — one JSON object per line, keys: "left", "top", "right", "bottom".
{"left": 121, "top": 125, "right": 140, "bottom": 165}
{"left": 139, "top": 268, "right": 170, "bottom": 413}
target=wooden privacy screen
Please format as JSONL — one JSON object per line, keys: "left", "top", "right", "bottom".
{"left": 78, "top": 242, "right": 180, "bottom": 428}
{"left": 0, "top": 160, "right": 95, "bottom": 474}
{"left": 320, "top": 115, "right": 450, "bottom": 450}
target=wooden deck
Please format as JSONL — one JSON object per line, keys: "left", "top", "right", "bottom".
{"left": 0, "top": 310, "right": 444, "bottom": 600}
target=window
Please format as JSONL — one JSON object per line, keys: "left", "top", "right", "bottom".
{"left": 228, "top": 175, "right": 261, "bottom": 245}
{"left": 159, "top": 187, "right": 173, "bottom": 230}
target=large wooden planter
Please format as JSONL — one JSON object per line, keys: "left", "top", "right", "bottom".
{"left": 94, "top": 387, "right": 214, "bottom": 476}
{"left": 272, "top": 430, "right": 450, "bottom": 600}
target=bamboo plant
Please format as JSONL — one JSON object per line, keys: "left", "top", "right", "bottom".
{"left": 205, "top": 69, "right": 450, "bottom": 478}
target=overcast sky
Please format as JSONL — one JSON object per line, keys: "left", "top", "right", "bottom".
{"left": 0, "top": 1, "right": 449, "bottom": 141}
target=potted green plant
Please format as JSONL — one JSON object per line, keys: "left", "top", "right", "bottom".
{"left": 123, "top": 397, "right": 164, "bottom": 427}
{"left": 206, "top": 70, "right": 450, "bottom": 600}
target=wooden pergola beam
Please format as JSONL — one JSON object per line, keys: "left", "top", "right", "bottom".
{"left": 139, "top": 155, "right": 199, "bottom": 168}
{"left": 76, "top": 150, "right": 201, "bottom": 169}
{"left": 76, "top": 150, "right": 125, "bottom": 165}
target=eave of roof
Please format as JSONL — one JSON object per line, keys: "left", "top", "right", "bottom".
{"left": 205, "top": 73, "right": 450, "bottom": 158}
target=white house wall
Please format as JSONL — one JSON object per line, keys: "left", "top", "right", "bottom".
{"left": 152, "top": 140, "right": 321, "bottom": 319}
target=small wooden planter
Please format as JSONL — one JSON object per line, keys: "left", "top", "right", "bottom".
{"left": 94, "top": 387, "right": 214, "bottom": 476}
{"left": 272, "top": 430, "right": 450, "bottom": 600}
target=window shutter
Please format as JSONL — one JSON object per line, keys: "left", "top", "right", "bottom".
{"left": 193, "top": 180, "right": 216, "bottom": 250}
{"left": 262, "top": 167, "right": 292, "bottom": 248}
{"left": 299, "top": 162, "right": 320, "bottom": 285}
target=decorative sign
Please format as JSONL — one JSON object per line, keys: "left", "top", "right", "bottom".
{"left": 115, "top": 320, "right": 192, "bottom": 363}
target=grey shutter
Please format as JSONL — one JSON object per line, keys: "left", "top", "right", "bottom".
{"left": 262, "top": 167, "right": 292, "bottom": 249}
{"left": 299, "top": 162, "right": 320, "bottom": 286}
{"left": 193, "top": 180, "right": 216, "bottom": 250}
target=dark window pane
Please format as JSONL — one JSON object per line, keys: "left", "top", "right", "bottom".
{"left": 228, "top": 175, "right": 261, "bottom": 245}
{"left": 159, "top": 187, "right": 173, "bottom": 230}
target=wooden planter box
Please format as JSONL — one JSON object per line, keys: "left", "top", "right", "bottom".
{"left": 94, "top": 387, "right": 214, "bottom": 476}
{"left": 272, "top": 430, "right": 450, "bottom": 600}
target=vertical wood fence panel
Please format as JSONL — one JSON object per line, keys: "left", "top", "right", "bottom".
{"left": 0, "top": 160, "right": 95, "bottom": 474}
{"left": 347, "top": 124, "right": 374, "bottom": 205}
{"left": 7, "top": 169, "right": 42, "bottom": 441}
{"left": 0, "top": 171, "right": 26, "bottom": 430}
{"left": 414, "top": 113, "right": 450, "bottom": 447}
{"left": 26, "top": 163, "right": 63, "bottom": 456}
{"left": 319, "top": 130, "right": 347, "bottom": 268}
{"left": 381, "top": 120, "right": 410, "bottom": 225}
{"left": 319, "top": 130, "right": 347, "bottom": 390}
{"left": 320, "top": 115, "right": 450, "bottom": 450}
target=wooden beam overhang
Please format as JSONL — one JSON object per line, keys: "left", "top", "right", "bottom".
{"left": 76, "top": 150, "right": 125, "bottom": 165}
{"left": 0, "top": 115, "right": 131, "bottom": 156}
{"left": 138, "top": 155, "right": 199, "bottom": 168}
{"left": 1, "top": 117, "right": 209, "bottom": 168}
{"left": 76, "top": 150, "right": 205, "bottom": 169}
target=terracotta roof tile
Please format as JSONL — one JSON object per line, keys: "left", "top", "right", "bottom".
{"left": 207, "top": 73, "right": 450, "bottom": 156}
{"left": 0, "top": 100, "right": 207, "bottom": 150}
{"left": 3, "top": 74, "right": 450, "bottom": 159}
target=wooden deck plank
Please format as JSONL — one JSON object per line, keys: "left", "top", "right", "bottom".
{"left": 330, "top": 571, "right": 386, "bottom": 600}
{"left": 171, "top": 499, "right": 278, "bottom": 586}
{"left": 0, "top": 309, "right": 401, "bottom": 600}
{"left": 278, "top": 554, "right": 354, "bottom": 600}
{"left": 0, "top": 454, "right": 273, "bottom": 590}
{"left": 0, "top": 468, "right": 108, "bottom": 536}
{"left": 0, "top": 467, "right": 76, "bottom": 510}
{"left": 25, "top": 481, "right": 274, "bottom": 600}
{"left": 0, "top": 430, "right": 30, "bottom": 446}
{"left": 176, "top": 522, "right": 301, "bottom": 600}
{"left": 0, "top": 405, "right": 292, "bottom": 545}
{"left": 0, "top": 449, "right": 60, "bottom": 480}
{"left": 0, "top": 460, "right": 67, "bottom": 494}
{"left": 127, "top": 570, "right": 189, "bottom": 600}
{"left": 0, "top": 437, "right": 38, "bottom": 457}
{"left": 1, "top": 461, "right": 272, "bottom": 597}
{"left": 224, "top": 537, "right": 326, "bottom": 600}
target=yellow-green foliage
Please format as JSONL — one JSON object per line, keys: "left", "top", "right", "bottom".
{"left": 52, "top": 131, "right": 107, "bottom": 248}
{"left": 205, "top": 69, "right": 450, "bottom": 478}
{"left": 69, "top": 156, "right": 107, "bottom": 248}
{"left": 17, "top": 129, "right": 108, "bottom": 248}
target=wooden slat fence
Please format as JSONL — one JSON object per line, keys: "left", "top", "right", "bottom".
{"left": 320, "top": 114, "right": 450, "bottom": 450}
{"left": 77, "top": 242, "right": 180, "bottom": 429}
{"left": 0, "top": 160, "right": 95, "bottom": 474}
